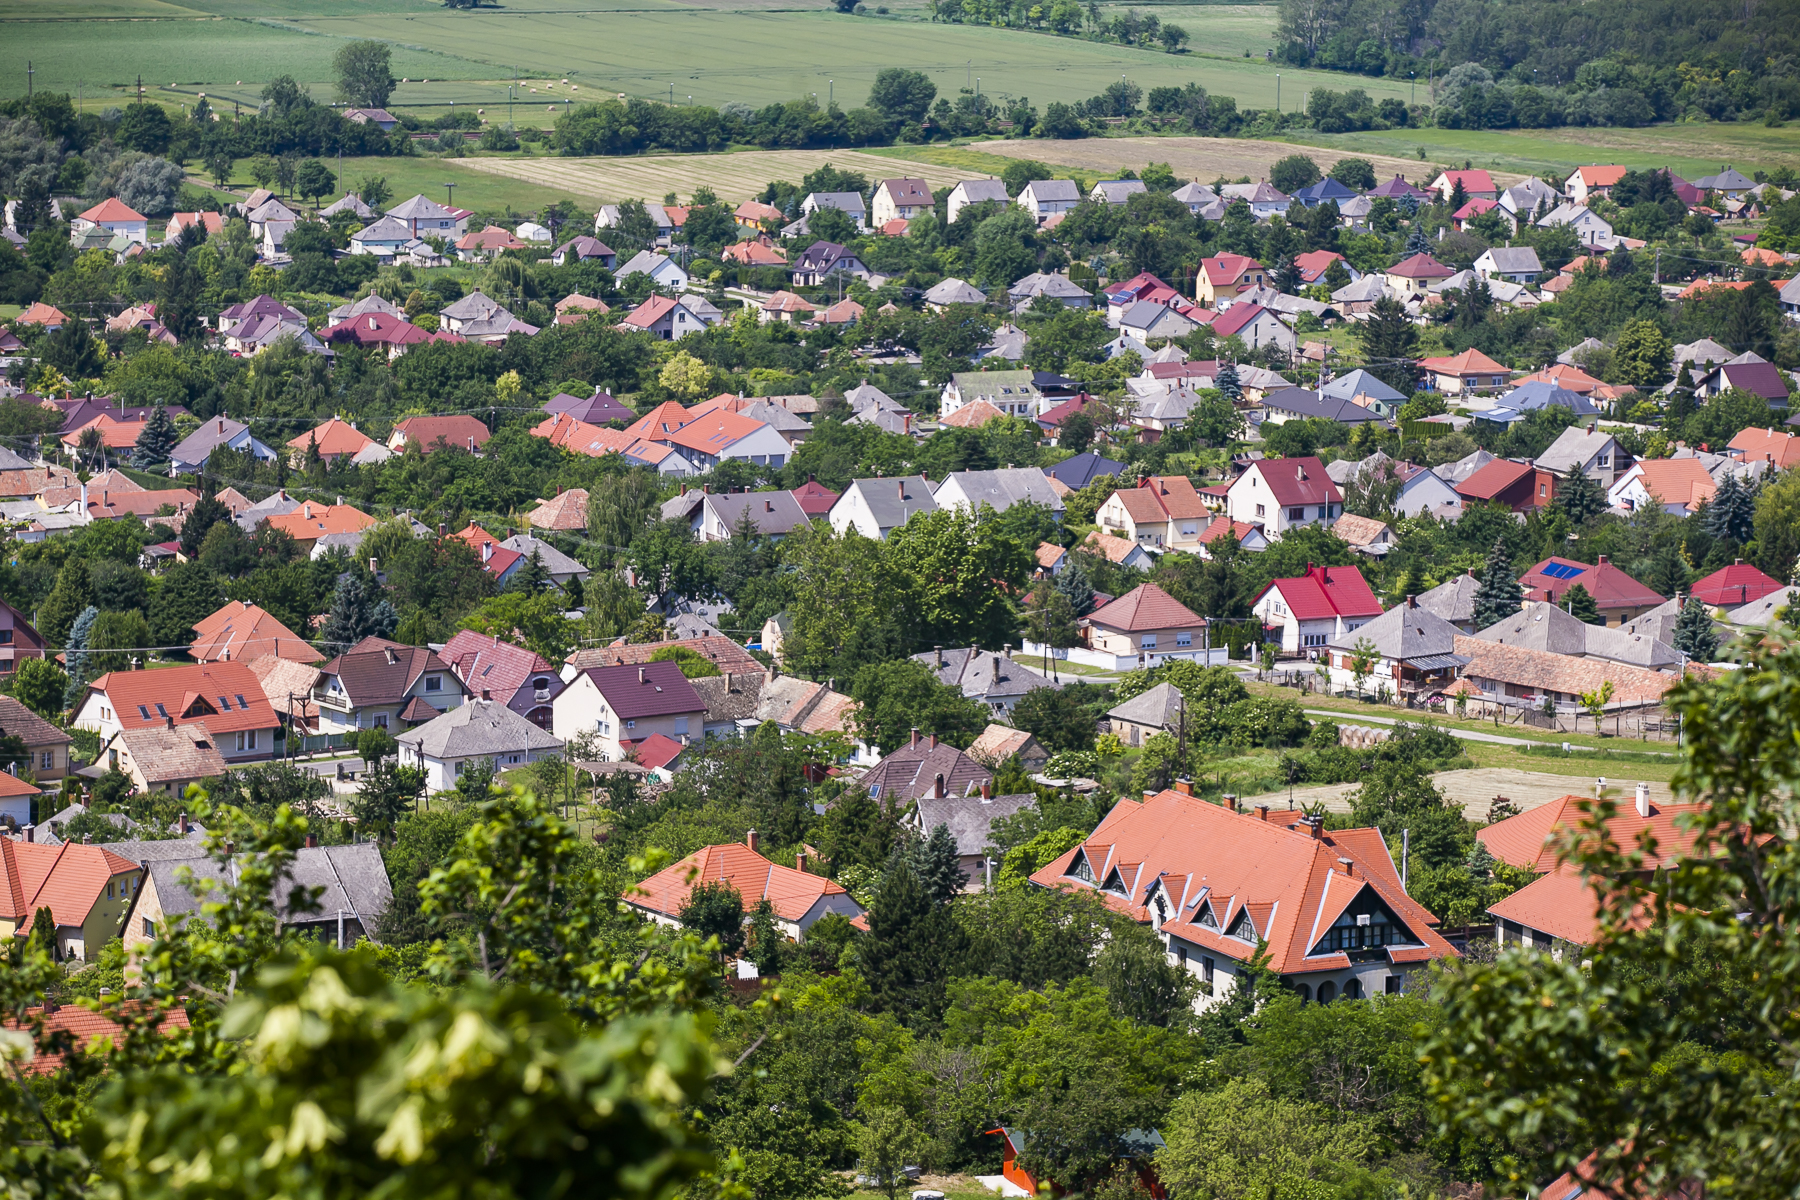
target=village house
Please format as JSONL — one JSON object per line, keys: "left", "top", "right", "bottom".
{"left": 628, "top": 834, "right": 866, "bottom": 943}
{"left": 73, "top": 661, "right": 281, "bottom": 765}
{"left": 0, "top": 695, "right": 72, "bottom": 783}
{"left": 861, "top": 730, "right": 995, "bottom": 802}
{"left": 615, "top": 250, "right": 690, "bottom": 290}
{"left": 940, "top": 370, "right": 1041, "bottom": 419}
{"left": 1607, "top": 456, "right": 1717, "bottom": 516}
{"left": 1105, "top": 682, "right": 1187, "bottom": 748}
{"left": 905, "top": 785, "right": 1039, "bottom": 889}
{"left": 397, "top": 698, "right": 563, "bottom": 793}
{"left": 553, "top": 661, "right": 707, "bottom": 761}
{"left": 0, "top": 599, "right": 47, "bottom": 678}
{"left": 1097, "top": 476, "right": 1210, "bottom": 552}
{"left": 1690, "top": 559, "right": 1784, "bottom": 609}
{"left": 1323, "top": 596, "right": 1469, "bottom": 698}
{"left": 1033, "top": 785, "right": 1458, "bottom": 1011}
{"left": 1455, "top": 458, "right": 1556, "bottom": 513}
{"left": 1078, "top": 583, "right": 1213, "bottom": 669}
{"left": 311, "top": 637, "right": 467, "bottom": 737}
{"left": 933, "top": 467, "right": 1065, "bottom": 518}
{"left": 1224, "top": 456, "right": 1343, "bottom": 538}
{"left": 1519, "top": 556, "right": 1664, "bottom": 627}
{"left": 188, "top": 600, "right": 322, "bottom": 665}
{"left": 1254, "top": 563, "right": 1383, "bottom": 653}
{"left": 1418, "top": 348, "right": 1512, "bottom": 394}
{"left": 618, "top": 293, "right": 723, "bottom": 340}
{"left": 1384, "top": 253, "right": 1457, "bottom": 299}
{"left": 262, "top": 501, "right": 377, "bottom": 554}
{"left": 1474, "top": 246, "right": 1544, "bottom": 284}
{"left": 1564, "top": 165, "right": 1626, "bottom": 206}
{"left": 388, "top": 415, "right": 493, "bottom": 455}
{"left": 911, "top": 647, "right": 1058, "bottom": 716}
{"left": 871, "top": 178, "right": 933, "bottom": 226}
{"left": 791, "top": 240, "right": 870, "bottom": 286}
{"left": 1429, "top": 169, "right": 1499, "bottom": 203}
{"left": 1533, "top": 424, "right": 1620, "bottom": 489}
{"left": 1016, "top": 180, "right": 1082, "bottom": 220}
{"left": 286, "top": 417, "right": 375, "bottom": 465}
{"left": 1196, "top": 254, "right": 1267, "bottom": 307}
{"left": 1475, "top": 602, "right": 1680, "bottom": 672}
{"left": 440, "top": 631, "right": 566, "bottom": 731}
{"left": 827, "top": 475, "right": 938, "bottom": 540}
{"left": 0, "top": 837, "right": 142, "bottom": 963}
{"left": 1450, "top": 636, "right": 1677, "bottom": 714}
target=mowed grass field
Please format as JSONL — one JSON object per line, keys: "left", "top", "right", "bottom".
{"left": 970, "top": 134, "right": 1512, "bottom": 185}
{"left": 451, "top": 148, "right": 984, "bottom": 203}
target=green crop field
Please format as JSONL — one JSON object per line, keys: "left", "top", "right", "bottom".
{"left": 1278, "top": 121, "right": 1800, "bottom": 178}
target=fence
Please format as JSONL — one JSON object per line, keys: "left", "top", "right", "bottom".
{"left": 1263, "top": 671, "right": 1682, "bottom": 742}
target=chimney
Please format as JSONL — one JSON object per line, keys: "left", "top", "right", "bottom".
{"left": 1224, "top": 793, "right": 1238, "bottom": 812}
{"left": 934, "top": 773, "right": 946, "bottom": 799}
{"left": 1338, "top": 857, "right": 1355, "bottom": 877}
{"left": 1598, "top": 555, "right": 1609, "bottom": 565}
{"left": 927, "top": 733, "right": 938, "bottom": 751}
{"left": 80, "top": 790, "right": 90, "bottom": 810}
{"left": 480, "top": 689, "right": 490, "bottom": 701}
{"left": 385, "top": 647, "right": 397, "bottom": 665}
{"left": 303, "top": 503, "right": 312, "bottom": 519}
{"left": 217, "top": 418, "right": 224, "bottom": 433}
{"left": 438, "top": 523, "right": 446, "bottom": 537}
{"left": 178, "top": 812, "right": 188, "bottom": 834}
{"left": 1635, "top": 782, "right": 1651, "bottom": 818}
{"left": 1405, "top": 594, "right": 1416, "bottom": 608}
{"left": 1308, "top": 818, "right": 1323, "bottom": 840}
{"left": 22, "top": 824, "right": 31, "bottom": 843}
{"left": 1143, "top": 791, "right": 1157, "bottom": 801}
{"left": 934, "top": 646, "right": 943, "bottom": 668}
{"left": 910, "top": 727, "right": 920, "bottom": 748}
{"left": 1256, "top": 804, "right": 1269, "bottom": 822}
{"left": 797, "top": 852, "right": 807, "bottom": 871}
{"left": 1173, "top": 777, "right": 1193, "bottom": 795}
{"left": 483, "top": 542, "right": 492, "bottom": 562}
{"left": 980, "top": 781, "right": 992, "bottom": 799}
{"left": 746, "top": 829, "right": 760, "bottom": 854}
{"left": 165, "top": 715, "right": 174, "bottom": 730}
{"left": 765, "top": 499, "right": 773, "bottom": 512}
{"left": 1734, "top": 557, "right": 1743, "bottom": 566}
{"left": 638, "top": 666, "right": 648, "bottom": 684}
{"left": 304, "top": 833, "right": 318, "bottom": 848}
{"left": 724, "top": 671, "right": 732, "bottom": 692}
{"left": 991, "top": 654, "right": 1002, "bottom": 679}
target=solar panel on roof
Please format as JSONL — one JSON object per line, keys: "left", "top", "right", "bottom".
{"left": 1539, "top": 562, "right": 1585, "bottom": 580}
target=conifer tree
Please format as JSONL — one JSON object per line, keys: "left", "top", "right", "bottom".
{"left": 1705, "top": 473, "right": 1756, "bottom": 545}
{"left": 62, "top": 605, "right": 98, "bottom": 710}
{"left": 509, "top": 548, "right": 552, "bottom": 594}
{"left": 1561, "top": 582, "right": 1602, "bottom": 625}
{"left": 1673, "top": 596, "right": 1719, "bottom": 663}
{"left": 178, "top": 490, "right": 232, "bottom": 557}
{"left": 153, "top": 560, "right": 226, "bottom": 650}
{"left": 1214, "top": 361, "right": 1242, "bottom": 405}
{"left": 1056, "top": 556, "right": 1096, "bottom": 616}
{"left": 132, "top": 402, "right": 179, "bottom": 468}
{"left": 910, "top": 823, "right": 967, "bottom": 904}
{"left": 320, "top": 572, "right": 390, "bottom": 651}
{"left": 859, "top": 855, "right": 966, "bottom": 1024}
{"left": 37, "top": 559, "right": 94, "bottom": 646}
{"left": 1555, "top": 462, "right": 1606, "bottom": 525}
{"left": 1473, "top": 538, "right": 1523, "bottom": 628}
{"left": 1404, "top": 221, "right": 1433, "bottom": 258}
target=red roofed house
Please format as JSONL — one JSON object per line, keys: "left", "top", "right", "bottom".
{"left": 441, "top": 630, "right": 566, "bottom": 730}
{"left": 1418, "top": 348, "right": 1512, "bottom": 394}
{"left": 1196, "top": 254, "right": 1267, "bottom": 306}
{"left": 1520, "top": 555, "right": 1664, "bottom": 627}
{"left": 1209, "top": 302, "right": 1294, "bottom": 354}
{"left": 1032, "top": 784, "right": 1458, "bottom": 1010}
{"left": 17, "top": 302, "right": 67, "bottom": 329}
{"left": 1083, "top": 530, "right": 1155, "bottom": 571}
{"left": 721, "top": 240, "right": 787, "bottom": 267}
{"left": 552, "top": 660, "right": 707, "bottom": 762}
{"left": 790, "top": 476, "right": 840, "bottom": 518}
{"left": 388, "top": 415, "right": 492, "bottom": 455}
{"left": 1453, "top": 197, "right": 1499, "bottom": 230}
{"left": 1196, "top": 516, "right": 1269, "bottom": 559}
{"left": 72, "top": 660, "right": 281, "bottom": 766}
{"left": 1428, "top": 169, "right": 1498, "bottom": 203}
{"left": 286, "top": 416, "right": 376, "bottom": 465}
{"left": 1253, "top": 563, "right": 1383, "bottom": 652}
{"left": 1080, "top": 582, "right": 1211, "bottom": 668}
{"left": 76, "top": 197, "right": 149, "bottom": 244}
{"left": 1689, "top": 559, "right": 1783, "bottom": 609}
{"left": 1096, "top": 475, "right": 1211, "bottom": 553}
{"left": 1223, "top": 456, "right": 1343, "bottom": 538}
{"left": 1565, "top": 165, "right": 1628, "bottom": 206}
{"left": 628, "top": 833, "right": 866, "bottom": 942}
{"left": 1293, "top": 249, "right": 1357, "bottom": 285}
{"left": 0, "top": 838, "right": 144, "bottom": 962}
{"left": 188, "top": 599, "right": 323, "bottom": 665}
{"left": 320, "top": 311, "right": 437, "bottom": 359}
{"left": 1479, "top": 785, "right": 1706, "bottom": 951}
{"left": 262, "top": 501, "right": 376, "bottom": 552}
{"left": 1606, "top": 457, "right": 1717, "bottom": 516}
{"left": 528, "top": 487, "right": 591, "bottom": 533}
{"left": 455, "top": 225, "right": 528, "bottom": 261}
{"left": 1384, "top": 252, "right": 1457, "bottom": 299}
{"left": 655, "top": 409, "right": 791, "bottom": 471}
{"left": 1727, "top": 426, "right": 1800, "bottom": 470}
{"left": 1456, "top": 458, "right": 1556, "bottom": 513}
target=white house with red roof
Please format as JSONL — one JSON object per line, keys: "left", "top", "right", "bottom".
{"left": 1223, "top": 455, "right": 1342, "bottom": 538}
{"left": 1033, "top": 784, "right": 1458, "bottom": 1010}
{"left": 75, "top": 198, "right": 148, "bottom": 245}
{"left": 1196, "top": 254, "right": 1267, "bottom": 307}
{"left": 1082, "top": 582, "right": 1222, "bottom": 668}
{"left": 618, "top": 294, "right": 721, "bottom": 340}
{"left": 629, "top": 833, "right": 866, "bottom": 942}
{"left": 1383, "top": 252, "right": 1456, "bottom": 299}
{"left": 654, "top": 409, "right": 790, "bottom": 470}
{"left": 1428, "top": 169, "right": 1499, "bottom": 203}
{"left": 1417, "top": 347, "right": 1512, "bottom": 394}
{"left": 73, "top": 662, "right": 281, "bottom": 762}
{"left": 1209, "top": 302, "right": 1294, "bottom": 353}
{"left": 1564, "top": 165, "right": 1626, "bottom": 207}
{"left": 1096, "top": 475, "right": 1211, "bottom": 553}
{"left": 1253, "top": 563, "right": 1383, "bottom": 652}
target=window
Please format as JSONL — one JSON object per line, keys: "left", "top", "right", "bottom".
{"left": 1141, "top": 634, "right": 1157, "bottom": 649}
{"left": 217, "top": 695, "right": 232, "bottom": 711}
{"left": 374, "top": 714, "right": 389, "bottom": 730}
{"left": 674, "top": 717, "right": 689, "bottom": 736}
{"left": 137, "top": 705, "right": 151, "bottom": 720}
{"left": 1289, "top": 507, "right": 1304, "bottom": 521}
{"left": 236, "top": 695, "right": 248, "bottom": 709}
{"left": 455, "top": 760, "right": 465, "bottom": 776}
{"left": 155, "top": 703, "right": 168, "bottom": 719}
{"left": 1200, "top": 955, "right": 1215, "bottom": 983}
{"left": 1303, "top": 633, "right": 1327, "bottom": 647}
{"left": 143, "top": 919, "right": 156, "bottom": 938}
{"left": 40, "top": 751, "right": 52, "bottom": 770}
{"left": 1176, "top": 632, "right": 1192, "bottom": 647}
{"left": 1385, "top": 975, "right": 1401, "bottom": 995}
{"left": 0, "top": 630, "right": 12, "bottom": 645}
{"left": 1255, "top": 503, "right": 1266, "bottom": 517}
{"left": 1176, "top": 945, "right": 1187, "bottom": 968}
{"left": 425, "top": 676, "right": 442, "bottom": 692}
{"left": 625, "top": 719, "right": 636, "bottom": 730}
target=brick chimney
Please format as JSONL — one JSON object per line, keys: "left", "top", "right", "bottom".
{"left": 638, "top": 666, "right": 648, "bottom": 684}
{"left": 746, "top": 829, "right": 760, "bottom": 853}
{"left": 1405, "top": 594, "right": 1416, "bottom": 608}
{"left": 1338, "top": 856, "right": 1354, "bottom": 876}
{"left": 1308, "top": 817, "right": 1323, "bottom": 840}
{"left": 927, "top": 733, "right": 937, "bottom": 751}
{"left": 1224, "top": 793, "right": 1238, "bottom": 812}
{"left": 980, "top": 781, "right": 992, "bottom": 799}
{"left": 178, "top": 811, "right": 188, "bottom": 834}
{"left": 1255, "top": 804, "right": 1269, "bottom": 822}
{"left": 1173, "top": 778, "right": 1193, "bottom": 795}
{"left": 910, "top": 727, "right": 920, "bottom": 748}
{"left": 305, "top": 833, "right": 318, "bottom": 848}
{"left": 796, "top": 852, "right": 807, "bottom": 871}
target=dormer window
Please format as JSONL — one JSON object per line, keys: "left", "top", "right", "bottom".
{"left": 1067, "top": 850, "right": 1095, "bottom": 884}
{"left": 1196, "top": 901, "right": 1218, "bottom": 929}
{"left": 1228, "top": 908, "right": 1257, "bottom": 940}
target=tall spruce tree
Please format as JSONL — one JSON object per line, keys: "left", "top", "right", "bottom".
{"left": 859, "top": 855, "right": 966, "bottom": 1025}
{"left": 1056, "top": 556, "right": 1096, "bottom": 616}
{"left": 132, "top": 402, "right": 179, "bottom": 468}
{"left": 37, "top": 559, "right": 94, "bottom": 646}
{"left": 1673, "top": 596, "right": 1719, "bottom": 662}
{"left": 320, "top": 572, "right": 384, "bottom": 651}
{"left": 910, "top": 823, "right": 967, "bottom": 904}
{"left": 62, "top": 605, "right": 98, "bottom": 710}
{"left": 508, "top": 548, "right": 552, "bottom": 595}
{"left": 153, "top": 560, "right": 225, "bottom": 649}
{"left": 1555, "top": 462, "right": 1606, "bottom": 525}
{"left": 178, "top": 490, "right": 232, "bottom": 557}
{"left": 1472, "top": 538, "right": 1523, "bottom": 628}
{"left": 1403, "top": 222, "right": 1433, "bottom": 258}
{"left": 1356, "top": 296, "right": 1421, "bottom": 395}
{"left": 1706, "top": 473, "right": 1756, "bottom": 545}
{"left": 1214, "top": 361, "right": 1242, "bottom": 405}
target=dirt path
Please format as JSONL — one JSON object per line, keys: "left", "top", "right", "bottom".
{"left": 970, "top": 135, "right": 1528, "bottom": 187}
{"left": 1285, "top": 767, "right": 1663, "bottom": 822}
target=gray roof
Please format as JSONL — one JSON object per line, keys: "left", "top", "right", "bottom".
{"left": 138, "top": 841, "right": 392, "bottom": 935}
{"left": 0, "top": 445, "right": 33, "bottom": 471}
{"left": 1119, "top": 300, "right": 1198, "bottom": 336}
{"left": 913, "top": 792, "right": 1038, "bottom": 857}
{"left": 498, "top": 534, "right": 587, "bottom": 577}
{"left": 328, "top": 292, "right": 404, "bottom": 325}
{"left": 1319, "top": 370, "right": 1406, "bottom": 405}
{"left": 1008, "top": 272, "right": 1092, "bottom": 300}
{"left": 1696, "top": 168, "right": 1755, "bottom": 190}
{"left": 438, "top": 290, "right": 506, "bottom": 323}
{"left": 1414, "top": 571, "right": 1481, "bottom": 626}
{"left": 1260, "top": 388, "right": 1387, "bottom": 424}
{"left": 617, "top": 250, "right": 678, "bottom": 280}
{"left": 396, "top": 697, "right": 563, "bottom": 759}
{"left": 1477, "top": 600, "right": 1680, "bottom": 670}
{"left": 1729, "top": 585, "right": 1798, "bottom": 626}
{"left": 805, "top": 191, "right": 867, "bottom": 215}
{"left": 844, "top": 475, "right": 938, "bottom": 529}
{"left": 320, "top": 193, "right": 376, "bottom": 220}
{"left": 1106, "top": 681, "right": 1185, "bottom": 731}
{"left": 98, "top": 829, "right": 209, "bottom": 858}
{"left": 911, "top": 647, "right": 1059, "bottom": 703}
{"left": 235, "top": 488, "right": 302, "bottom": 531}
{"left": 1557, "top": 337, "right": 1603, "bottom": 366}
{"left": 1023, "top": 179, "right": 1081, "bottom": 203}
{"left": 1332, "top": 275, "right": 1388, "bottom": 303}
{"left": 980, "top": 324, "right": 1029, "bottom": 361}
{"left": 171, "top": 417, "right": 253, "bottom": 466}
{"left": 1171, "top": 182, "right": 1217, "bottom": 204}
{"left": 925, "top": 277, "right": 986, "bottom": 306}
{"left": 739, "top": 399, "right": 811, "bottom": 433}
{"left": 1092, "top": 180, "right": 1148, "bottom": 204}
{"left": 704, "top": 490, "right": 812, "bottom": 536}
{"left": 846, "top": 381, "right": 899, "bottom": 412}
{"left": 1533, "top": 426, "right": 1615, "bottom": 474}
{"left": 1481, "top": 246, "right": 1542, "bottom": 274}
{"left": 246, "top": 198, "right": 299, "bottom": 224}
{"left": 952, "top": 180, "right": 1010, "bottom": 204}
{"left": 387, "top": 194, "right": 455, "bottom": 221}
{"left": 1433, "top": 449, "right": 1497, "bottom": 486}
{"left": 936, "top": 467, "right": 1065, "bottom": 514}
{"left": 353, "top": 215, "right": 412, "bottom": 244}
{"left": 690, "top": 670, "right": 764, "bottom": 723}
{"left": 1675, "top": 338, "right": 1733, "bottom": 365}
{"left": 1326, "top": 449, "right": 1393, "bottom": 486}
{"left": 1325, "top": 599, "right": 1464, "bottom": 660}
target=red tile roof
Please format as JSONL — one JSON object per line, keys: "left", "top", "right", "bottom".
{"left": 1513, "top": 363, "right": 1605, "bottom": 393}
{"left": 1087, "top": 583, "right": 1204, "bottom": 632}
{"left": 566, "top": 636, "right": 761, "bottom": 676}
{"left": 321, "top": 312, "right": 434, "bottom": 350}
{"left": 1, "top": 838, "right": 141, "bottom": 934}
{"left": 661, "top": 409, "right": 767, "bottom": 456}
{"left": 263, "top": 501, "right": 376, "bottom": 541}
{"left": 189, "top": 600, "right": 323, "bottom": 664}
{"left": 940, "top": 400, "right": 1006, "bottom": 429}
{"left": 1520, "top": 556, "right": 1663, "bottom": 609}
{"left": 1476, "top": 793, "right": 1712, "bottom": 874}
{"left": 1210, "top": 302, "right": 1273, "bottom": 338}
{"left": 623, "top": 401, "right": 694, "bottom": 439}
{"left": 18, "top": 302, "right": 67, "bottom": 327}
{"left": 86, "top": 661, "right": 277, "bottom": 737}
{"left": 628, "top": 732, "right": 686, "bottom": 772}
{"left": 441, "top": 630, "right": 560, "bottom": 702}
{"left": 1418, "top": 348, "right": 1508, "bottom": 375}
{"left": 1242, "top": 457, "right": 1342, "bottom": 507}
{"left": 79, "top": 198, "right": 146, "bottom": 224}
{"left": 1452, "top": 635, "right": 1677, "bottom": 705}
{"left": 1083, "top": 531, "right": 1143, "bottom": 564}
{"left": 4, "top": 1003, "right": 190, "bottom": 1074}
{"left": 1030, "top": 789, "right": 1457, "bottom": 975}
{"left": 721, "top": 241, "right": 787, "bottom": 266}
{"left": 1292, "top": 250, "right": 1347, "bottom": 283}
{"left": 1727, "top": 426, "right": 1800, "bottom": 469}
{"left": 455, "top": 225, "right": 527, "bottom": 252}
{"left": 618, "top": 295, "right": 682, "bottom": 330}
{"left": 1619, "top": 458, "right": 1716, "bottom": 513}
{"left": 1455, "top": 458, "right": 1537, "bottom": 502}
{"left": 528, "top": 487, "right": 590, "bottom": 531}
{"left": 1689, "top": 561, "right": 1783, "bottom": 608}
{"left": 630, "top": 840, "right": 860, "bottom": 926}
{"left": 1254, "top": 563, "right": 1383, "bottom": 621}
{"left": 1569, "top": 165, "right": 1628, "bottom": 189}
{"left": 1199, "top": 516, "right": 1259, "bottom": 545}
{"left": 1201, "top": 254, "right": 1263, "bottom": 286}
{"left": 1486, "top": 865, "right": 1641, "bottom": 946}
{"left": 1435, "top": 169, "right": 1496, "bottom": 195}
{"left": 1453, "top": 197, "right": 1498, "bottom": 220}
{"left": 393, "top": 415, "right": 491, "bottom": 452}
{"left": 286, "top": 417, "right": 374, "bottom": 458}
{"left": 790, "top": 478, "right": 839, "bottom": 517}
{"left": 1388, "top": 253, "right": 1456, "bottom": 280}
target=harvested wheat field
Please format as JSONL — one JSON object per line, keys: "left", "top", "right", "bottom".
{"left": 451, "top": 150, "right": 976, "bottom": 205}
{"left": 973, "top": 136, "right": 1528, "bottom": 188}
{"left": 1280, "top": 767, "right": 1655, "bottom": 822}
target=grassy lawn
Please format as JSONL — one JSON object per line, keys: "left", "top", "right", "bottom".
{"left": 0, "top": 304, "right": 22, "bottom": 322}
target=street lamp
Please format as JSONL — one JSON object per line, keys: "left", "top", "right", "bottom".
{"left": 829, "top": 79, "right": 833, "bottom": 107}
{"left": 1276, "top": 72, "right": 1281, "bottom": 112}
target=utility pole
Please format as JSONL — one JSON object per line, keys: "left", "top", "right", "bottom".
{"left": 444, "top": 181, "right": 456, "bottom": 210}
{"left": 1654, "top": 247, "right": 1661, "bottom": 285}
{"left": 27, "top": 62, "right": 32, "bottom": 99}
{"left": 137, "top": 74, "right": 143, "bottom": 104}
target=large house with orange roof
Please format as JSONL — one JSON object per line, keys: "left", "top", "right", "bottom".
{"left": 1428, "top": 168, "right": 1499, "bottom": 203}
{"left": 656, "top": 408, "right": 791, "bottom": 470}
{"left": 1033, "top": 784, "right": 1459, "bottom": 1008}
{"left": 262, "top": 501, "right": 376, "bottom": 552}
{"left": 17, "top": 302, "right": 68, "bottom": 329}
{"left": 286, "top": 417, "right": 375, "bottom": 465}
{"left": 75, "top": 197, "right": 148, "bottom": 244}
{"left": 1564, "top": 165, "right": 1626, "bottom": 206}
{"left": 1727, "top": 426, "right": 1800, "bottom": 470}
{"left": 1195, "top": 253, "right": 1266, "bottom": 306}
{"left": 1096, "top": 475, "right": 1211, "bottom": 553}
{"left": 72, "top": 660, "right": 281, "bottom": 765}
{"left": 1081, "top": 582, "right": 1216, "bottom": 667}
{"left": 388, "top": 415, "right": 492, "bottom": 455}
{"left": 1607, "top": 457, "right": 1718, "bottom": 517}
{"left": 530, "top": 413, "right": 694, "bottom": 475}
{"left": 627, "top": 833, "right": 866, "bottom": 942}
{"left": 0, "top": 837, "right": 144, "bottom": 962}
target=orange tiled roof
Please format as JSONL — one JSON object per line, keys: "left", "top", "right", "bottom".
{"left": 528, "top": 488, "right": 590, "bottom": 531}
{"left": 286, "top": 417, "right": 374, "bottom": 458}
{"left": 1088, "top": 583, "right": 1203, "bottom": 632}
{"left": 1477, "top": 793, "right": 1711, "bottom": 874}
{"left": 1726, "top": 426, "right": 1800, "bottom": 469}
{"left": 1452, "top": 635, "right": 1677, "bottom": 706}
{"left": 84, "top": 661, "right": 278, "bottom": 738}
{"left": 1418, "top": 348, "right": 1508, "bottom": 375}
{"left": 262, "top": 501, "right": 376, "bottom": 540}
{"left": 79, "top": 198, "right": 146, "bottom": 224}
{"left": 1622, "top": 457, "right": 1717, "bottom": 512}
{"left": 1083, "top": 530, "right": 1143, "bottom": 563}
{"left": 189, "top": 600, "right": 322, "bottom": 664}
{"left": 18, "top": 302, "right": 68, "bottom": 326}
{"left": 630, "top": 841, "right": 861, "bottom": 925}
{"left": 940, "top": 399, "right": 1007, "bottom": 429}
